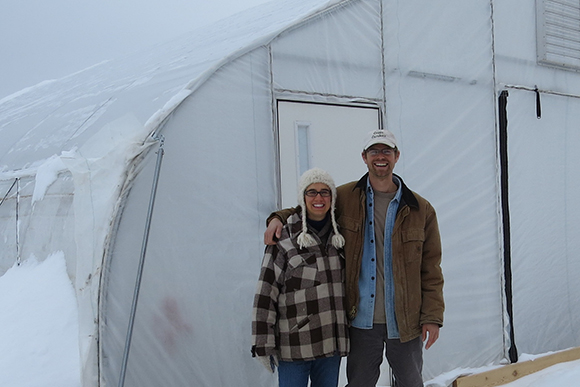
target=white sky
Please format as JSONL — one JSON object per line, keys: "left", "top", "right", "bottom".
{"left": 0, "top": 0, "right": 273, "bottom": 99}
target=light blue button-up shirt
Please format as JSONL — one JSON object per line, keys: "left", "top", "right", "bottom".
{"left": 351, "top": 176, "right": 402, "bottom": 339}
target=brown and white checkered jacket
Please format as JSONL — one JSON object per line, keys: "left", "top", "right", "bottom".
{"left": 252, "top": 210, "right": 349, "bottom": 361}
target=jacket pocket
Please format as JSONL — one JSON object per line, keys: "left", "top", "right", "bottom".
{"left": 337, "top": 216, "right": 360, "bottom": 233}
{"left": 287, "top": 253, "right": 316, "bottom": 269}
{"left": 285, "top": 254, "right": 319, "bottom": 292}
{"left": 289, "top": 314, "right": 313, "bottom": 332}
{"left": 401, "top": 229, "right": 425, "bottom": 262}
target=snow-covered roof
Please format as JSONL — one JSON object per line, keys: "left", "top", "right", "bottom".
{"left": 0, "top": 0, "right": 338, "bottom": 173}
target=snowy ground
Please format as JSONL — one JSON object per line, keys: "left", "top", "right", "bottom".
{"left": 499, "top": 358, "right": 580, "bottom": 387}
{"left": 0, "top": 253, "right": 81, "bottom": 387}
{"left": 426, "top": 356, "right": 580, "bottom": 387}
{"left": 0, "top": 254, "right": 578, "bottom": 387}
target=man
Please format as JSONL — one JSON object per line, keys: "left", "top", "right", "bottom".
{"left": 265, "top": 129, "right": 444, "bottom": 387}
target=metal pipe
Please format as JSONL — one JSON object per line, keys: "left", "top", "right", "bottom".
{"left": 1, "top": 178, "right": 22, "bottom": 266}
{"left": 16, "top": 178, "right": 20, "bottom": 266}
{"left": 118, "top": 136, "right": 165, "bottom": 387}
{"left": 0, "top": 178, "right": 18, "bottom": 208}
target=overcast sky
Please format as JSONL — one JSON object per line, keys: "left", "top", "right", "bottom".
{"left": 0, "top": 0, "right": 272, "bottom": 99}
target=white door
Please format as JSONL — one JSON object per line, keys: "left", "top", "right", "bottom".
{"left": 277, "top": 100, "right": 380, "bottom": 208}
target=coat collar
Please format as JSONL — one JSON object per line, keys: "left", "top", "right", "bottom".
{"left": 353, "top": 173, "right": 419, "bottom": 209}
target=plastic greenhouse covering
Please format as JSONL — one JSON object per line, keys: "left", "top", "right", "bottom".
{"left": 1, "top": 0, "right": 580, "bottom": 386}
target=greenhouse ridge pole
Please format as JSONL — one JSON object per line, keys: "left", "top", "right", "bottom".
{"left": 118, "top": 136, "right": 165, "bottom": 387}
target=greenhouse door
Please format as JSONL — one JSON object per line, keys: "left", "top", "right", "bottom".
{"left": 277, "top": 100, "right": 392, "bottom": 385}
{"left": 277, "top": 100, "right": 381, "bottom": 208}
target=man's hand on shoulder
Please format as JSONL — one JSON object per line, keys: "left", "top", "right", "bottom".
{"left": 264, "top": 218, "right": 283, "bottom": 245}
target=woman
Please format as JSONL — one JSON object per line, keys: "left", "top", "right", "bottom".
{"left": 251, "top": 168, "right": 349, "bottom": 387}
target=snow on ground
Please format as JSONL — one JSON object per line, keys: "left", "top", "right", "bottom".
{"left": 0, "top": 253, "right": 578, "bottom": 387}
{"left": 0, "top": 253, "right": 81, "bottom": 387}
{"left": 424, "top": 356, "right": 580, "bottom": 387}
{"left": 500, "top": 358, "right": 580, "bottom": 387}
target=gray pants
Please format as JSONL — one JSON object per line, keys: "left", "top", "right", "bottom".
{"left": 346, "top": 325, "right": 423, "bottom": 387}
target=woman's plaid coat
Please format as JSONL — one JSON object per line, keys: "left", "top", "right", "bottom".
{"left": 252, "top": 211, "right": 349, "bottom": 361}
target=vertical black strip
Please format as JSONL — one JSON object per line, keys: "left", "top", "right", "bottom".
{"left": 498, "top": 90, "right": 518, "bottom": 363}
{"left": 535, "top": 86, "right": 542, "bottom": 119}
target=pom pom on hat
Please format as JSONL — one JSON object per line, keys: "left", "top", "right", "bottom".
{"left": 296, "top": 168, "right": 344, "bottom": 249}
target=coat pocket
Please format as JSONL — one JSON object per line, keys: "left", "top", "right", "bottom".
{"left": 401, "top": 229, "right": 425, "bottom": 263}
{"left": 289, "top": 314, "right": 313, "bottom": 332}
{"left": 337, "top": 215, "right": 360, "bottom": 233}
{"left": 285, "top": 254, "right": 319, "bottom": 292}
{"left": 287, "top": 253, "right": 317, "bottom": 269}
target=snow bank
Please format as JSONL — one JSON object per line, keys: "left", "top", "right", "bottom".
{"left": 423, "top": 352, "right": 580, "bottom": 387}
{"left": 501, "top": 358, "right": 580, "bottom": 386}
{"left": 0, "top": 251, "right": 81, "bottom": 387}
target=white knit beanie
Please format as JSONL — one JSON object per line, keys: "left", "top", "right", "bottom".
{"left": 296, "top": 168, "right": 345, "bottom": 249}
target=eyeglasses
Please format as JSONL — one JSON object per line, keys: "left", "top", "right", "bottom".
{"left": 304, "top": 189, "right": 331, "bottom": 198}
{"left": 366, "top": 148, "right": 396, "bottom": 156}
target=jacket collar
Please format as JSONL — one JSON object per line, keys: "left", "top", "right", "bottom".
{"left": 353, "top": 173, "right": 419, "bottom": 209}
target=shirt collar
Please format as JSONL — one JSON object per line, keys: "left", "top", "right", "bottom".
{"left": 366, "top": 175, "right": 402, "bottom": 202}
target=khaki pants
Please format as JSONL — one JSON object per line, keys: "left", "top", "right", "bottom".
{"left": 346, "top": 324, "right": 423, "bottom": 387}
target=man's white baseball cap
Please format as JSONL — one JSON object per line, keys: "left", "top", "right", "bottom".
{"left": 362, "top": 129, "right": 398, "bottom": 151}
